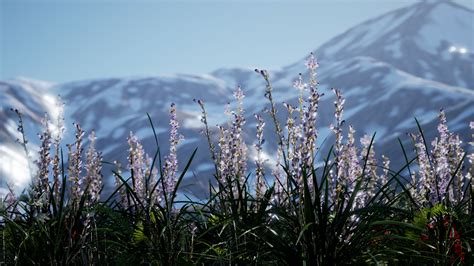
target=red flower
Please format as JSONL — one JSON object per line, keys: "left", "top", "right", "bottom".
{"left": 420, "top": 233, "right": 429, "bottom": 241}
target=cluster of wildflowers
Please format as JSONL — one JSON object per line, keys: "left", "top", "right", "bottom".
{"left": 126, "top": 132, "right": 159, "bottom": 206}
{"left": 4, "top": 104, "right": 104, "bottom": 216}
{"left": 410, "top": 111, "right": 469, "bottom": 206}
{"left": 210, "top": 87, "right": 249, "bottom": 196}
{"left": 119, "top": 103, "right": 183, "bottom": 207}
{"left": 64, "top": 123, "right": 104, "bottom": 206}
{"left": 337, "top": 125, "right": 362, "bottom": 203}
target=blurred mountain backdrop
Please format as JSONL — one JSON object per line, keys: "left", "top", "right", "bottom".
{"left": 1, "top": 0, "right": 473, "bottom": 198}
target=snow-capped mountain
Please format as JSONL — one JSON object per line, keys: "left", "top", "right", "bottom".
{"left": 1, "top": 0, "right": 473, "bottom": 198}
{"left": 308, "top": 0, "right": 473, "bottom": 88}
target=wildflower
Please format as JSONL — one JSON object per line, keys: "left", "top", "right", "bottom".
{"left": 380, "top": 155, "right": 390, "bottom": 188}
{"left": 127, "top": 132, "right": 146, "bottom": 202}
{"left": 467, "top": 121, "right": 474, "bottom": 191}
{"left": 420, "top": 233, "right": 429, "bottom": 241}
{"left": 272, "top": 146, "right": 284, "bottom": 203}
{"left": 292, "top": 74, "right": 307, "bottom": 92}
{"left": 305, "top": 52, "right": 319, "bottom": 88}
{"left": 413, "top": 134, "right": 432, "bottom": 205}
{"left": 341, "top": 125, "right": 362, "bottom": 207}
{"left": 84, "top": 131, "right": 102, "bottom": 203}
{"left": 448, "top": 134, "right": 464, "bottom": 202}
{"left": 217, "top": 125, "right": 231, "bottom": 188}
{"left": 330, "top": 88, "right": 345, "bottom": 203}
{"left": 293, "top": 73, "right": 307, "bottom": 118}
{"left": 12, "top": 109, "right": 32, "bottom": 177}
{"left": 254, "top": 114, "right": 266, "bottom": 200}
{"left": 163, "top": 103, "right": 184, "bottom": 197}
{"left": 284, "top": 103, "right": 302, "bottom": 183}
{"left": 51, "top": 99, "right": 65, "bottom": 202}
{"left": 301, "top": 86, "right": 321, "bottom": 168}
{"left": 234, "top": 86, "right": 245, "bottom": 104}
{"left": 256, "top": 69, "right": 286, "bottom": 159}
{"left": 34, "top": 114, "right": 52, "bottom": 203}
{"left": 194, "top": 98, "right": 218, "bottom": 165}
{"left": 113, "top": 160, "right": 127, "bottom": 206}
{"left": 215, "top": 87, "right": 248, "bottom": 197}
{"left": 432, "top": 110, "right": 451, "bottom": 203}
{"left": 306, "top": 52, "right": 319, "bottom": 70}
{"left": 360, "top": 134, "right": 377, "bottom": 204}
{"left": 68, "top": 123, "right": 85, "bottom": 203}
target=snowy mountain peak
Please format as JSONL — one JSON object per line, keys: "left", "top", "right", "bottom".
{"left": 307, "top": 0, "right": 474, "bottom": 88}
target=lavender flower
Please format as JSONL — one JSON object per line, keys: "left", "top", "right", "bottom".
{"left": 194, "top": 98, "right": 218, "bottom": 166}
{"left": 380, "top": 155, "right": 390, "bottom": 189}
{"left": 413, "top": 134, "right": 432, "bottom": 205}
{"left": 254, "top": 114, "right": 266, "bottom": 200}
{"left": 68, "top": 123, "right": 84, "bottom": 203}
{"left": 34, "top": 114, "right": 52, "bottom": 203}
{"left": 342, "top": 125, "right": 361, "bottom": 200}
{"left": 432, "top": 110, "right": 451, "bottom": 203}
{"left": 468, "top": 122, "right": 474, "bottom": 192}
{"left": 272, "top": 146, "right": 284, "bottom": 203}
{"left": 84, "top": 131, "right": 102, "bottom": 203}
{"left": 215, "top": 87, "right": 249, "bottom": 197}
{"left": 301, "top": 86, "right": 321, "bottom": 168}
{"left": 360, "top": 134, "right": 377, "bottom": 204}
{"left": 330, "top": 88, "right": 345, "bottom": 203}
{"left": 448, "top": 134, "right": 464, "bottom": 202}
{"left": 284, "top": 103, "right": 302, "bottom": 184}
{"left": 127, "top": 132, "right": 146, "bottom": 202}
{"left": 113, "top": 160, "right": 127, "bottom": 206}
{"left": 51, "top": 100, "right": 65, "bottom": 202}
{"left": 293, "top": 74, "right": 307, "bottom": 119}
{"left": 306, "top": 52, "right": 319, "bottom": 88}
{"left": 408, "top": 111, "right": 470, "bottom": 206}
{"left": 12, "top": 109, "right": 32, "bottom": 177}
{"left": 163, "top": 103, "right": 184, "bottom": 197}
{"left": 255, "top": 69, "right": 286, "bottom": 162}
{"left": 330, "top": 88, "right": 345, "bottom": 159}
{"left": 217, "top": 125, "right": 231, "bottom": 189}
{"left": 293, "top": 74, "right": 307, "bottom": 92}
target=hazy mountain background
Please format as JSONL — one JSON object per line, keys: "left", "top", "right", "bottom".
{"left": 1, "top": 0, "right": 473, "bottom": 198}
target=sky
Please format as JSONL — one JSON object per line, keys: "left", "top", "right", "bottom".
{"left": 1, "top": 0, "right": 473, "bottom": 83}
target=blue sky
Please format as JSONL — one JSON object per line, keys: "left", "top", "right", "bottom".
{"left": 1, "top": 0, "right": 473, "bottom": 83}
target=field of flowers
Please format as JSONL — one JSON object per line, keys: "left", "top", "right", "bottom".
{"left": 1, "top": 55, "right": 473, "bottom": 265}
